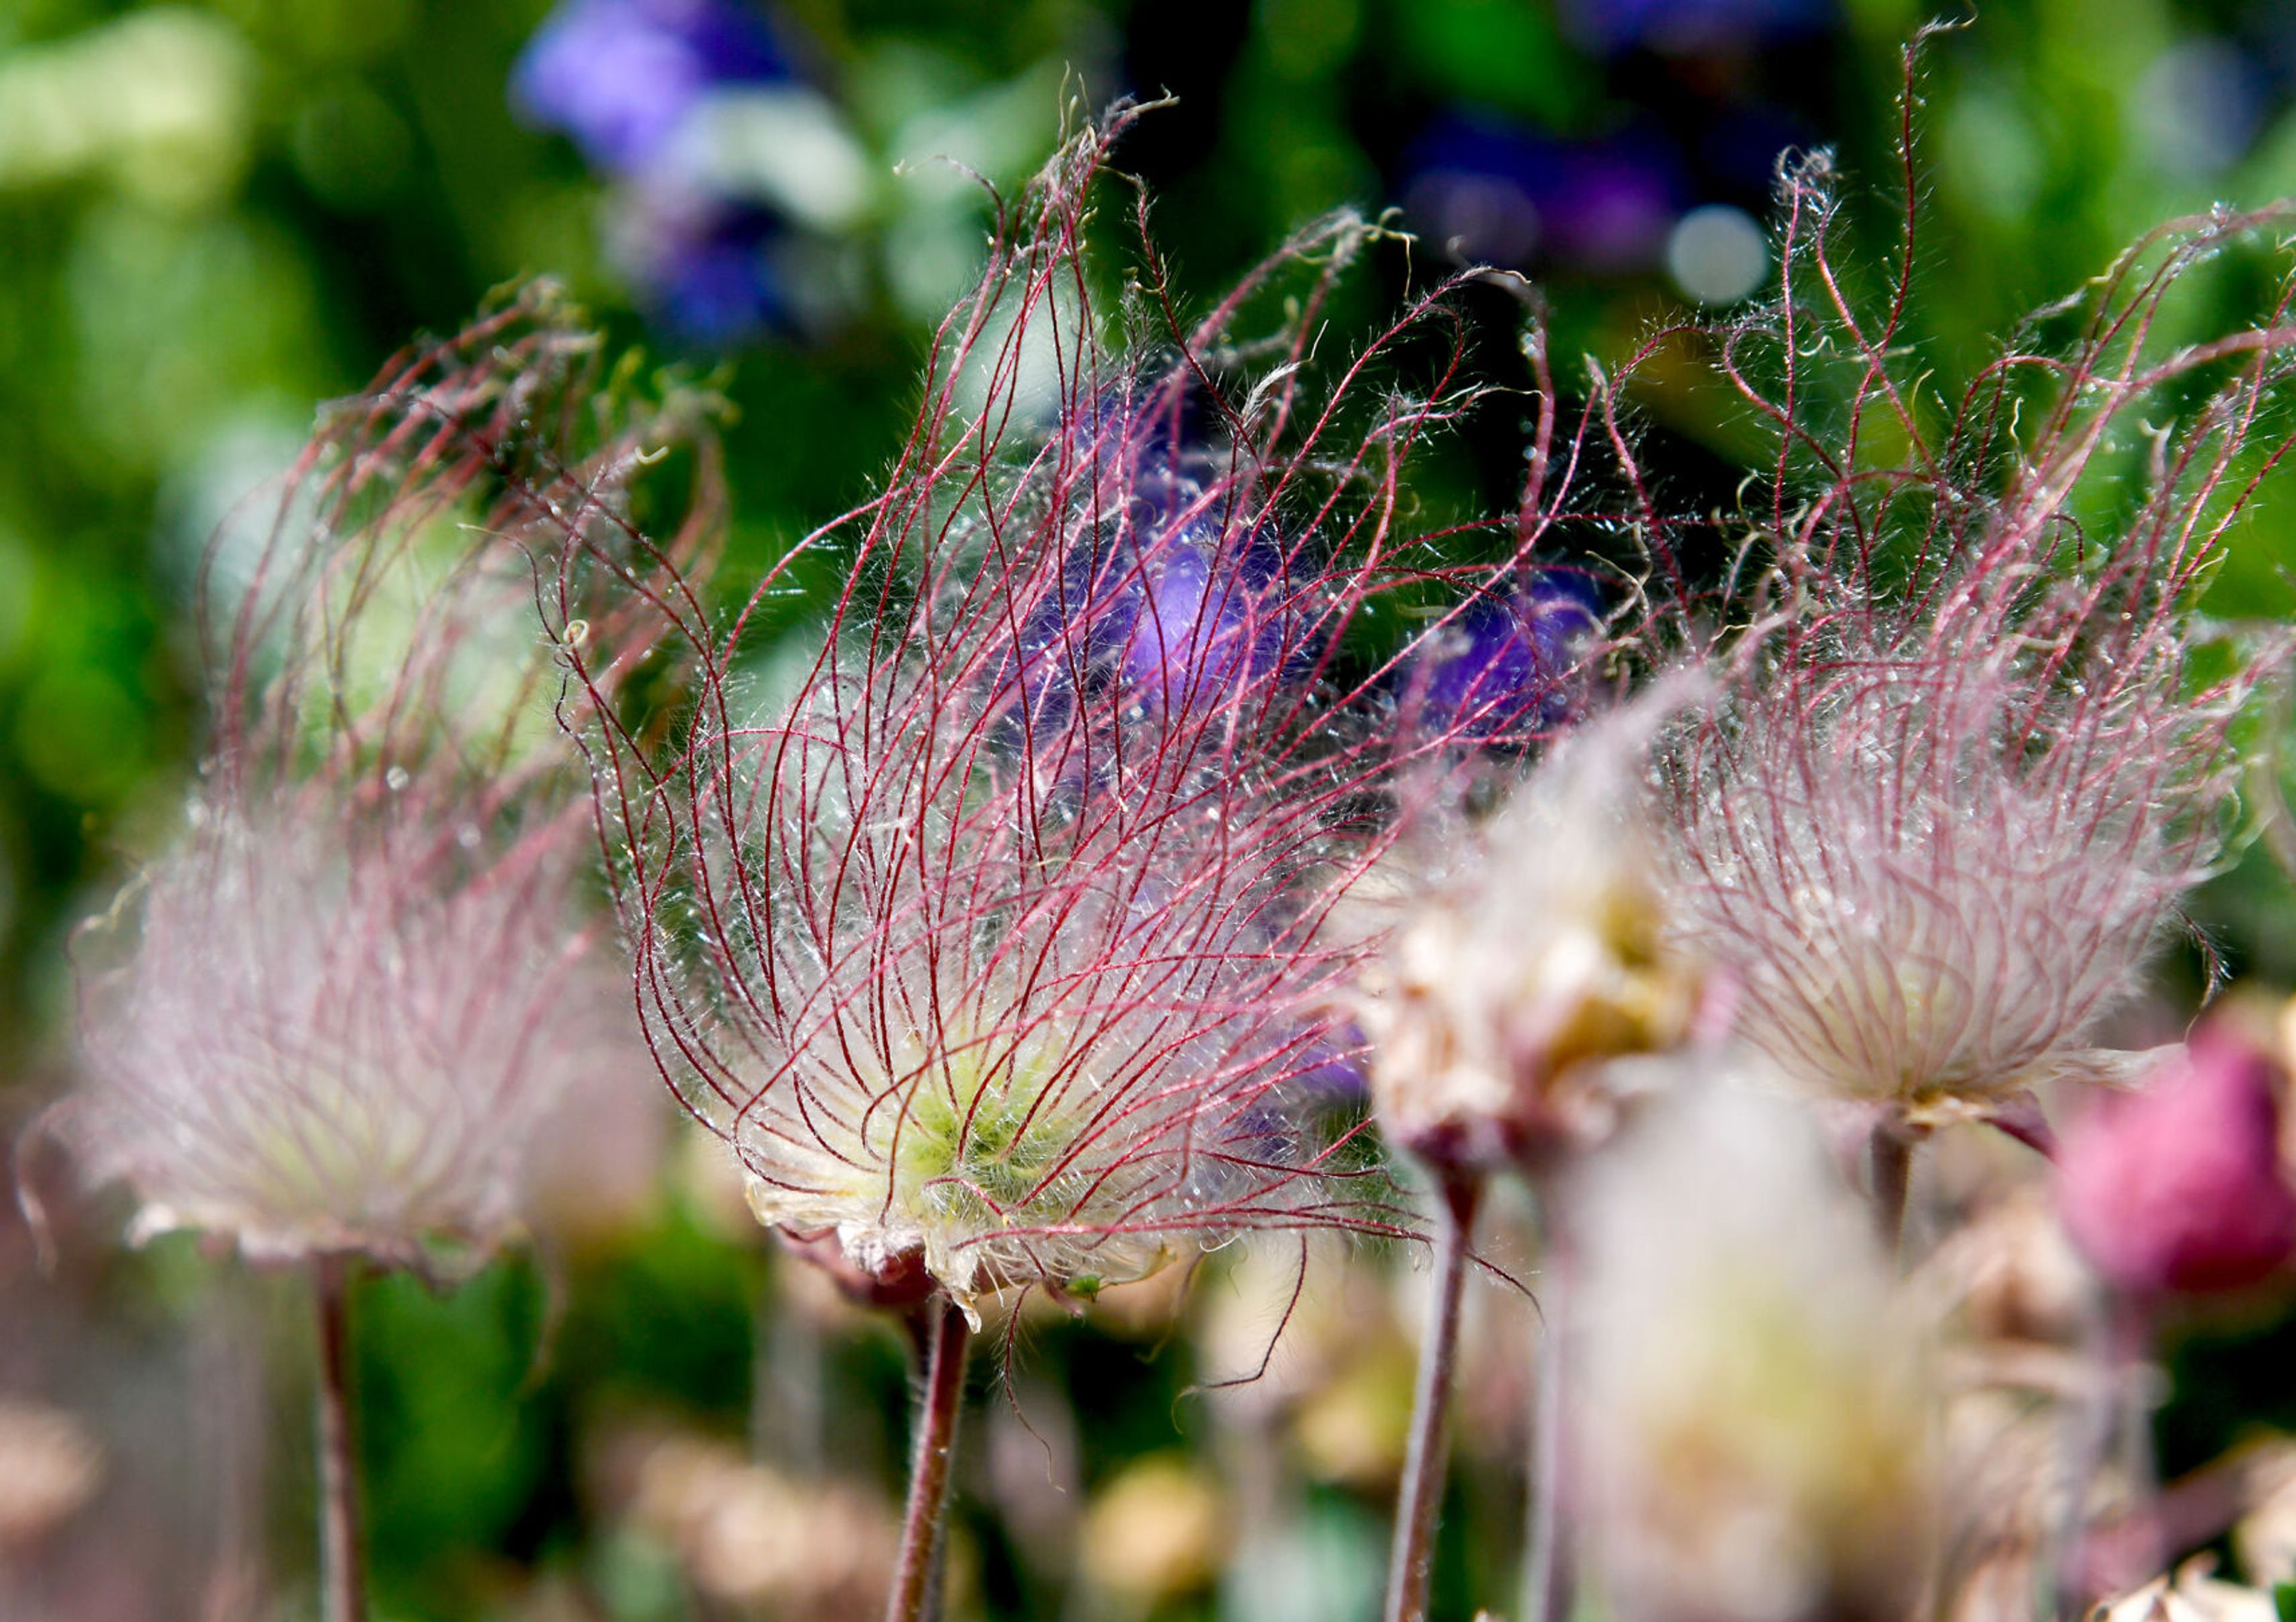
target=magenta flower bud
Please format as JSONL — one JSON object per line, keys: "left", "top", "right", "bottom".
{"left": 2057, "top": 1029, "right": 2296, "bottom": 1299}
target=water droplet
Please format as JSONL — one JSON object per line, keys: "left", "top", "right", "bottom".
{"left": 384, "top": 766, "right": 410, "bottom": 791}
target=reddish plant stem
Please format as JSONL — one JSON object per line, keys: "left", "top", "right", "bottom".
{"left": 2050, "top": 1295, "right": 2161, "bottom": 1616}
{"left": 1523, "top": 1184, "right": 1573, "bottom": 1622}
{"left": 312, "top": 1254, "right": 366, "bottom": 1622}
{"left": 1385, "top": 1172, "right": 1483, "bottom": 1622}
{"left": 1870, "top": 1119, "right": 1913, "bottom": 1262}
{"left": 886, "top": 1295, "right": 972, "bottom": 1622}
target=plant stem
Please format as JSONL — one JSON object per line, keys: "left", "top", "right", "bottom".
{"left": 1869, "top": 1119, "right": 1913, "bottom": 1261}
{"left": 312, "top": 1254, "right": 365, "bottom": 1622}
{"left": 1523, "top": 1191, "right": 1572, "bottom": 1622}
{"left": 2045, "top": 1294, "right": 2159, "bottom": 1615}
{"left": 886, "top": 1295, "right": 972, "bottom": 1622}
{"left": 1385, "top": 1172, "right": 1482, "bottom": 1622}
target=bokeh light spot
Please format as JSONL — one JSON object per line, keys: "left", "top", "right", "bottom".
{"left": 1666, "top": 203, "right": 1769, "bottom": 304}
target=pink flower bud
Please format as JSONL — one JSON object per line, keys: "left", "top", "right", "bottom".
{"left": 2057, "top": 1029, "right": 2296, "bottom": 1298}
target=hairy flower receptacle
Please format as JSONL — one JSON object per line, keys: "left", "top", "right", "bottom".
{"left": 738, "top": 1008, "right": 1185, "bottom": 1323}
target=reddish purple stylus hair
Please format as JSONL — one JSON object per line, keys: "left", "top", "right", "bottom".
{"left": 61, "top": 290, "right": 691, "bottom": 1269}
{"left": 560, "top": 115, "right": 1560, "bottom": 1316}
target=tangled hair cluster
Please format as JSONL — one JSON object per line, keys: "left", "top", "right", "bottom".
{"left": 559, "top": 111, "right": 1578, "bottom": 1316}
{"left": 63, "top": 291, "right": 700, "bottom": 1269}
{"left": 1626, "top": 45, "right": 2296, "bottom": 1120}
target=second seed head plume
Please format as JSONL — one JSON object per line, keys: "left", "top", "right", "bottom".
{"left": 59, "top": 292, "right": 673, "bottom": 1271}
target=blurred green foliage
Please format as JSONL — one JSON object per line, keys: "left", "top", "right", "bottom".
{"left": 7, "top": 0, "right": 2296, "bottom": 1053}
{"left": 11, "top": 1, "right": 2296, "bottom": 1618}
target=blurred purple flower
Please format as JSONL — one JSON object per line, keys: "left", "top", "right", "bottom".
{"left": 613, "top": 194, "right": 786, "bottom": 344}
{"left": 1404, "top": 574, "right": 1603, "bottom": 743}
{"left": 996, "top": 393, "right": 1305, "bottom": 736}
{"left": 1401, "top": 114, "right": 1683, "bottom": 274}
{"left": 1556, "top": 0, "right": 1831, "bottom": 56}
{"left": 512, "top": 0, "right": 786, "bottom": 175}
{"left": 1115, "top": 524, "right": 1293, "bottom": 702}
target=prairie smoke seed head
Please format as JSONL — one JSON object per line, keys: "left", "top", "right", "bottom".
{"left": 1660, "top": 647, "right": 2213, "bottom": 1120}
{"left": 574, "top": 121, "right": 1521, "bottom": 1319}
{"left": 1642, "top": 159, "right": 2296, "bottom": 1132}
{"left": 72, "top": 805, "right": 612, "bottom": 1269}
{"left": 60, "top": 291, "right": 688, "bottom": 1272}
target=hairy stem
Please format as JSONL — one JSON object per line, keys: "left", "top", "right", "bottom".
{"left": 1385, "top": 1172, "right": 1482, "bottom": 1622}
{"left": 312, "top": 1254, "right": 365, "bottom": 1622}
{"left": 1869, "top": 1120, "right": 1913, "bottom": 1261}
{"left": 886, "top": 1295, "right": 972, "bottom": 1622}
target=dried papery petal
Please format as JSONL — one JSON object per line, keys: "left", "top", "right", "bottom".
{"left": 60, "top": 286, "right": 698, "bottom": 1270}
{"left": 558, "top": 111, "right": 1556, "bottom": 1319}
{"left": 1361, "top": 694, "right": 1703, "bottom": 1174}
{"left": 1628, "top": 63, "right": 2296, "bottom": 1126}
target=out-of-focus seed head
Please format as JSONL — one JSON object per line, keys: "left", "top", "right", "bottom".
{"left": 1362, "top": 703, "right": 1701, "bottom": 1174}
{"left": 2057, "top": 1019, "right": 2296, "bottom": 1300}
{"left": 59, "top": 289, "right": 690, "bottom": 1272}
{"left": 1576, "top": 1080, "right": 1937, "bottom": 1622}
{"left": 73, "top": 806, "right": 613, "bottom": 1267}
